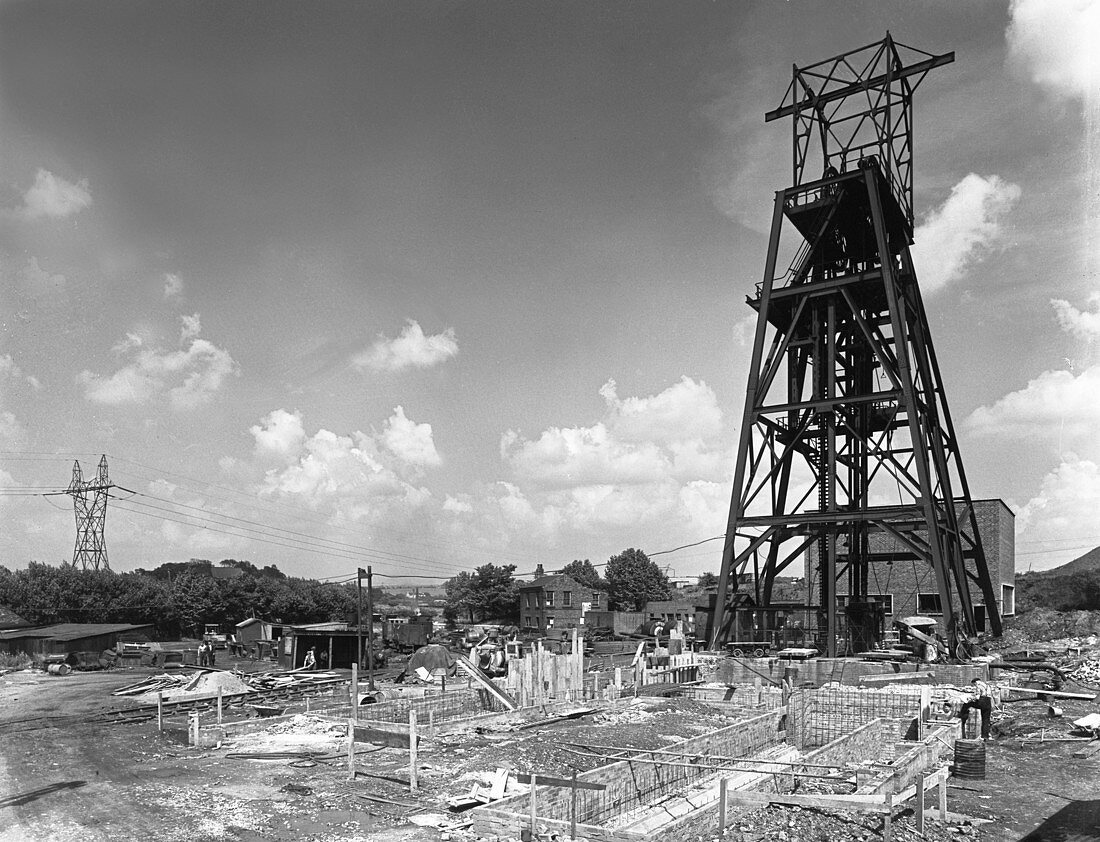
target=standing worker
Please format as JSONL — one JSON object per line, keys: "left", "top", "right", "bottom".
{"left": 303, "top": 646, "right": 317, "bottom": 671}
{"left": 959, "top": 677, "right": 995, "bottom": 740}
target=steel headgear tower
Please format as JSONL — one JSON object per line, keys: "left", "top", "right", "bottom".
{"left": 711, "top": 35, "right": 1000, "bottom": 655}
{"left": 67, "top": 454, "right": 113, "bottom": 571}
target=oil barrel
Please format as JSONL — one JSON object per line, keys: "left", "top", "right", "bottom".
{"left": 953, "top": 738, "right": 986, "bottom": 780}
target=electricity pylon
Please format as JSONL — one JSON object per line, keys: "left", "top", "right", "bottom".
{"left": 67, "top": 454, "right": 113, "bottom": 571}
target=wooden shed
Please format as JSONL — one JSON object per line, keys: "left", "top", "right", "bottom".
{"left": 0, "top": 623, "right": 154, "bottom": 656}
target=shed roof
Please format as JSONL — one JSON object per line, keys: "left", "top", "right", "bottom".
{"left": 286, "top": 621, "right": 349, "bottom": 632}
{"left": 0, "top": 622, "right": 153, "bottom": 642}
{"left": 0, "top": 605, "right": 31, "bottom": 629}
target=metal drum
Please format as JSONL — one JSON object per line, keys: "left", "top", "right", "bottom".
{"left": 953, "top": 738, "right": 986, "bottom": 780}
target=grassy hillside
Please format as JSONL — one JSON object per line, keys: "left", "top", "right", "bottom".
{"left": 1040, "top": 546, "right": 1100, "bottom": 578}
{"left": 1016, "top": 545, "right": 1100, "bottom": 612}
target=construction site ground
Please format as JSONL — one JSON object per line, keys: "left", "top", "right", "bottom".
{"left": 2, "top": 656, "right": 1100, "bottom": 842}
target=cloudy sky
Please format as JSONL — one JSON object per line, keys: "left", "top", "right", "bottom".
{"left": 1, "top": 0, "right": 1098, "bottom": 581}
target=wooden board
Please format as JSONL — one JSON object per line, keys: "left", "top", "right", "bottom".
{"left": 514, "top": 772, "right": 606, "bottom": 791}
{"left": 454, "top": 654, "right": 518, "bottom": 710}
{"left": 353, "top": 725, "right": 418, "bottom": 749}
{"left": 722, "top": 790, "right": 889, "bottom": 813}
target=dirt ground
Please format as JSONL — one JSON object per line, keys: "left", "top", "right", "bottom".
{"left": 2, "top": 661, "right": 1099, "bottom": 842}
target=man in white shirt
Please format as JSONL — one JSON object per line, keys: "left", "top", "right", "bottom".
{"left": 959, "top": 677, "right": 994, "bottom": 740}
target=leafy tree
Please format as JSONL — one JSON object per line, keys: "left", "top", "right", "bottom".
{"left": 443, "top": 564, "right": 520, "bottom": 623}
{"left": 443, "top": 571, "right": 475, "bottom": 624}
{"left": 606, "top": 548, "right": 670, "bottom": 611}
{"left": 697, "top": 572, "right": 719, "bottom": 588}
{"left": 561, "top": 559, "right": 605, "bottom": 591}
{"left": 170, "top": 572, "right": 226, "bottom": 637}
{"left": 471, "top": 563, "right": 520, "bottom": 622}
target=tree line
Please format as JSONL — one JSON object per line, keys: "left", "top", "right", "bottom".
{"left": 0, "top": 560, "right": 416, "bottom": 640}
{"left": 1, "top": 546, "right": 701, "bottom": 639}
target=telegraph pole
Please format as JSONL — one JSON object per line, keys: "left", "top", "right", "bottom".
{"left": 357, "top": 571, "right": 364, "bottom": 674}
{"left": 359, "top": 566, "right": 375, "bottom": 691}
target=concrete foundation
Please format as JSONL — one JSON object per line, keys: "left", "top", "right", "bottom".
{"left": 471, "top": 710, "right": 785, "bottom": 842}
{"left": 717, "top": 656, "right": 989, "bottom": 687}
{"left": 472, "top": 681, "right": 959, "bottom": 842}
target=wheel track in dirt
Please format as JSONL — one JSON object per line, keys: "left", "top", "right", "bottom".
{"left": 0, "top": 720, "right": 192, "bottom": 842}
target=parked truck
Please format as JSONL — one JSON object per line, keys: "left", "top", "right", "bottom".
{"left": 203, "top": 623, "right": 229, "bottom": 650}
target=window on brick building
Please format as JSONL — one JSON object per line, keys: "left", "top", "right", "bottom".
{"left": 917, "top": 593, "right": 943, "bottom": 614}
{"left": 868, "top": 594, "right": 893, "bottom": 615}
{"left": 563, "top": 590, "right": 572, "bottom": 607}
{"left": 837, "top": 594, "right": 893, "bottom": 614}
{"left": 546, "top": 591, "right": 555, "bottom": 607}
{"left": 1002, "top": 584, "right": 1015, "bottom": 616}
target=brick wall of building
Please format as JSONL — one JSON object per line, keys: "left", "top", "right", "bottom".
{"left": 803, "top": 498, "right": 1014, "bottom": 628}
{"left": 518, "top": 573, "right": 604, "bottom": 632}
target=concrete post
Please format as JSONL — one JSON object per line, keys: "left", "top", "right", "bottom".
{"left": 409, "top": 710, "right": 418, "bottom": 793}
{"left": 718, "top": 777, "right": 728, "bottom": 832}
{"left": 351, "top": 662, "right": 359, "bottom": 723}
{"left": 529, "top": 773, "right": 538, "bottom": 837}
{"left": 915, "top": 773, "right": 925, "bottom": 833}
{"left": 347, "top": 718, "right": 355, "bottom": 781}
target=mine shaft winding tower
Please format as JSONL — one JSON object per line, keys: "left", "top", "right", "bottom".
{"left": 711, "top": 35, "right": 1001, "bottom": 656}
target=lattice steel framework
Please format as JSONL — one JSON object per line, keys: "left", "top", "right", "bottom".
{"left": 67, "top": 454, "right": 112, "bottom": 571}
{"left": 711, "top": 35, "right": 1000, "bottom": 655}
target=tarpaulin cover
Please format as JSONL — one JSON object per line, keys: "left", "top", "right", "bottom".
{"left": 404, "top": 643, "right": 456, "bottom": 676}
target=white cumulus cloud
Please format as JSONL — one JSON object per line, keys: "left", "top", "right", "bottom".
{"left": 352, "top": 320, "right": 458, "bottom": 372}
{"left": 443, "top": 495, "right": 473, "bottom": 514}
{"left": 963, "top": 366, "right": 1100, "bottom": 451}
{"left": 1008, "top": 0, "right": 1100, "bottom": 102}
{"left": 911, "top": 174, "right": 1021, "bottom": 293}
{"left": 1016, "top": 456, "right": 1100, "bottom": 570}
{"left": 19, "top": 169, "right": 92, "bottom": 220}
{"left": 494, "top": 377, "right": 733, "bottom": 546}
{"left": 382, "top": 406, "right": 441, "bottom": 468}
{"left": 251, "top": 415, "right": 436, "bottom": 524}
{"left": 251, "top": 409, "right": 308, "bottom": 462}
{"left": 505, "top": 377, "right": 728, "bottom": 491}
{"left": 600, "top": 376, "right": 723, "bottom": 444}
{"left": 1051, "top": 292, "right": 1100, "bottom": 341}
{"left": 78, "top": 315, "right": 238, "bottom": 409}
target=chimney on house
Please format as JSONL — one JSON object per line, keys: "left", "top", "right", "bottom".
{"left": 535, "top": 563, "right": 545, "bottom": 577}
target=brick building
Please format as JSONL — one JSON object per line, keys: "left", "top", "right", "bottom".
{"left": 518, "top": 567, "right": 603, "bottom": 632}
{"left": 804, "top": 498, "right": 1015, "bottom": 631}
